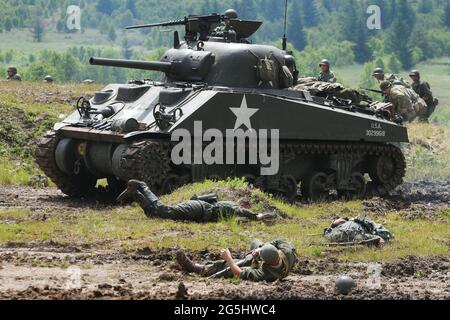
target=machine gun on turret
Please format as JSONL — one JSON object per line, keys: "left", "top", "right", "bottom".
{"left": 125, "top": 13, "right": 262, "bottom": 43}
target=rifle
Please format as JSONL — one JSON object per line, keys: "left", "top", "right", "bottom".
{"left": 361, "top": 88, "right": 384, "bottom": 95}
{"left": 207, "top": 252, "right": 254, "bottom": 279}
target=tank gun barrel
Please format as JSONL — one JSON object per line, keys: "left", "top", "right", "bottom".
{"left": 89, "top": 57, "right": 172, "bottom": 73}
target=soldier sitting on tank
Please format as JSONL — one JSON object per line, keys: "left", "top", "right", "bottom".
{"left": 176, "top": 238, "right": 297, "bottom": 282}
{"left": 210, "top": 9, "right": 238, "bottom": 42}
{"left": 324, "top": 217, "right": 394, "bottom": 246}
{"left": 6, "top": 67, "right": 21, "bottom": 81}
{"left": 117, "top": 180, "right": 274, "bottom": 223}
{"left": 318, "top": 59, "right": 336, "bottom": 83}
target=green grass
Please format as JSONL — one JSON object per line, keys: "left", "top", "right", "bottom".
{"left": 0, "top": 179, "right": 448, "bottom": 262}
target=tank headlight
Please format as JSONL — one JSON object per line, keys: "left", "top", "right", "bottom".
{"left": 77, "top": 143, "right": 87, "bottom": 156}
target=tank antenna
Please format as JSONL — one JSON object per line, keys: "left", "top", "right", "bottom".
{"left": 282, "top": 0, "right": 288, "bottom": 50}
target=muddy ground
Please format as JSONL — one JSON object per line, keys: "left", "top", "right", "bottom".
{"left": 0, "top": 181, "right": 449, "bottom": 300}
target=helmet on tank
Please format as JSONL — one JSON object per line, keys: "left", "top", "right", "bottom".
{"left": 223, "top": 9, "right": 238, "bottom": 19}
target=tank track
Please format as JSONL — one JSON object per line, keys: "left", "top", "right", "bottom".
{"left": 116, "top": 139, "right": 173, "bottom": 194}
{"left": 280, "top": 141, "right": 406, "bottom": 197}
{"left": 35, "top": 131, "right": 97, "bottom": 197}
{"left": 36, "top": 131, "right": 406, "bottom": 199}
{"left": 115, "top": 139, "right": 405, "bottom": 199}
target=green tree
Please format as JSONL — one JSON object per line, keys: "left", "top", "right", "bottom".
{"left": 107, "top": 25, "right": 117, "bottom": 42}
{"left": 32, "top": 16, "right": 45, "bottom": 42}
{"left": 445, "top": 1, "right": 450, "bottom": 28}
{"left": 386, "top": 0, "right": 416, "bottom": 69}
{"left": 354, "top": 18, "right": 370, "bottom": 63}
{"left": 4, "top": 18, "right": 12, "bottom": 32}
{"left": 387, "top": 54, "right": 401, "bottom": 74}
{"left": 288, "top": 0, "right": 306, "bottom": 51}
{"left": 302, "top": 0, "right": 318, "bottom": 27}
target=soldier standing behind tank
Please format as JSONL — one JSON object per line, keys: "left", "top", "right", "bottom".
{"left": 6, "top": 67, "right": 21, "bottom": 81}
{"left": 372, "top": 67, "right": 409, "bottom": 87}
{"left": 318, "top": 59, "right": 336, "bottom": 83}
{"left": 409, "top": 70, "right": 437, "bottom": 122}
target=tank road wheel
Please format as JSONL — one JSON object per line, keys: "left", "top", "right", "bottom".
{"left": 301, "top": 172, "right": 330, "bottom": 201}
{"left": 279, "top": 175, "right": 299, "bottom": 201}
{"left": 338, "top": 173, "right": 367, "bottom": 200}
{"left": 35, "top": 131, "right": 97, "bottom": 197}
{"left": 369, "top": 156, "right": 395, "bottom": 185}
{"left": 368, "top": 146, "right": 405, "bottom": 197}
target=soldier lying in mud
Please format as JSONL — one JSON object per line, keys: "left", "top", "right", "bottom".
{"left": 324, "top": 217, "right": 394, "bottom": 246}
{"left": 177, "top": 239, "right": 297, "bottom": 282}
{"left": 117, "top": 180, "right": 275, "bottom": 222}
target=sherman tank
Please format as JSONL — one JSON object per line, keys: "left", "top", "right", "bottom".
{"left": 36, "top": 11, "right": 408, "bottom": 201}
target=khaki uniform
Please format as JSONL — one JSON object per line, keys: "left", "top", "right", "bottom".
{"left": 318, "top": 71, "right": 336, "bottom": 83}
{"left": 388, "top": 85, "right": 426, "bottom": 122}
{"left": 324, "top": 217, "right": 394, "bottom": 244}
{"left": 202, "top": 239, "right": 297, "bottom": 282}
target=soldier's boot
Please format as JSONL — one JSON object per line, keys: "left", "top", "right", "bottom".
{"left": 176, "top": 251, "right": 205, "bottom": 275}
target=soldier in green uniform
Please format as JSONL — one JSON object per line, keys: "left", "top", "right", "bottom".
{"left": 409, "top": 70, "right": 437, "bottom": 122}
{"left": 176, "top": 238, "right": 297, "bottom": 282}
{"left": 318, "top": 59, "right": 336, "bottom": 83}
{"left": 324, "top": 217, "right": 394, "bottom": 245}
{"left": 380, "top": 81, "right": 427, "bottom": 122}
{"left": 117, "top": 180, "right": 272, "bottom": 222}
{"left": 6, "top": 67, "right": 21, "bottom": 81}
{"left": 372, "top": 67, "right": 409, "bottom": 87}
{"left": 210, "top": 9, "right": 238, "bottom": 41}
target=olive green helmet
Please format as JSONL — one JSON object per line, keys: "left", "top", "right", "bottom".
{"left": 319, "top": 59, "right": 330, "bottom": 67}
{"left": 7, "top": 66, "right": 17, "bottom": 74}
{"left": 409, "top": 70, "right": 420, "bottom": 78}
{"left": 335, "top": 276, "right": 356, "bottom": 295}
{"left": 380, "top": 80, "right": 392, "bottom": 91}
{"left": 224, "top": 9, "right": 238, "bottom": 19}
{"left": 260, "top": 244, "right": 279, "bottom": 265}
{"left": 373, "top": 67, "right": 384, "bottom": 76}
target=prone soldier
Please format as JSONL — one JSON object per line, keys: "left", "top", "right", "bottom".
{"left": 409, "top": 70, "right": 438, "bottom": 122}
{"left": 324, "top": 217, "right": 394, "bottom": 246}
{"left": 176, "top": 238, "right": 297, "bottom": 282}
{"left": 117, "top": 180, "right": 274, "bottom": 222}
{"left": 318, "top": 59, "right": 336, "bottom": 83}
{"left": 6, "top": 66, "right": 21, "bottom": 81}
